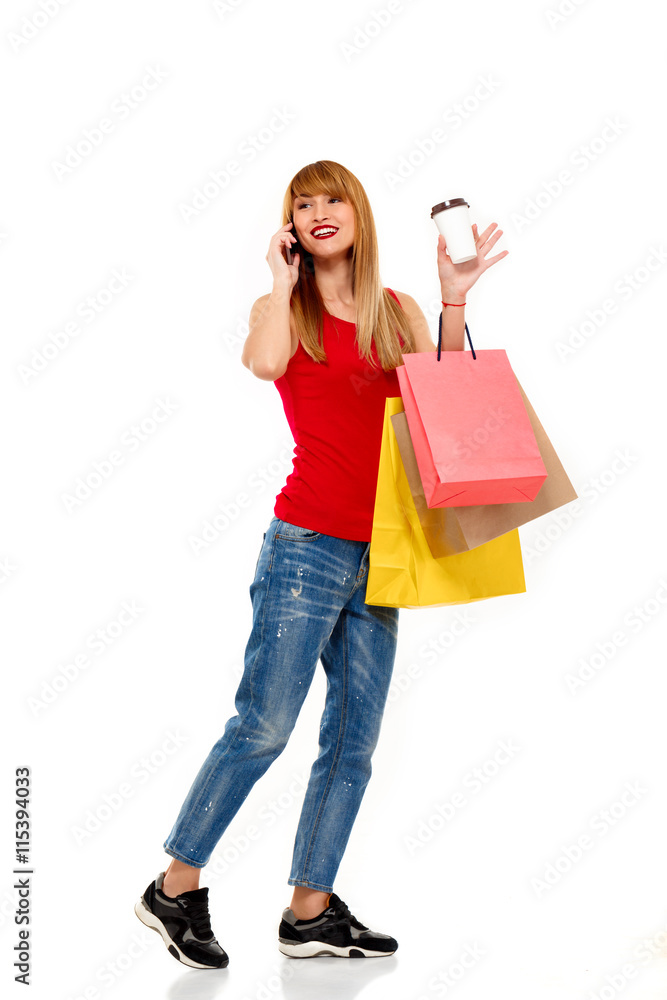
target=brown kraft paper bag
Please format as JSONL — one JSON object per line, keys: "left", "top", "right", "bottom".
{"left": 391, "top": 379, "right": 578, "bottom": 557}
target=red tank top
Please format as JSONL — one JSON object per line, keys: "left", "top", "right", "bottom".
{"left": 273, "top": 287, "right": 405, "bottom": 541}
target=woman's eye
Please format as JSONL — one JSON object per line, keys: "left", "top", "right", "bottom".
{"left": 298, "top": 198, "right": 341, "bottom": 209}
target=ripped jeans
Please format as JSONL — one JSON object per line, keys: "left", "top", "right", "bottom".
{"left": 162, "top": 515, "right": 399, "bottom": 892}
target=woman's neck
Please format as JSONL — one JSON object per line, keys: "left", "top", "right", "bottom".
{"left": 314, "top": 254, "right": 355, "bottom": 307}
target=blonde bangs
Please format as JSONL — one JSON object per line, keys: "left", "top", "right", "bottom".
{"left": 285, "top": 162, "right": 350, "bottom": 205}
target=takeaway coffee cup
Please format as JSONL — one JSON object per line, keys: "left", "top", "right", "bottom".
{"left": 431, "top": 198, "right": 477, "bottom": 264}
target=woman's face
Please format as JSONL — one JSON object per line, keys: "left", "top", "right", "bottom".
{"left": 291, "top": 191, "right": 355, "bottom": 258}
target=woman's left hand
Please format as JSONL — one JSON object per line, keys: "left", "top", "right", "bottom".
{"left": 437, "top": 222, "right": 508, "bottom": 300}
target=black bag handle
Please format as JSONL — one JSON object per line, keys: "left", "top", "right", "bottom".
{"left": 437, "top": 311, "right": 476, "bottom": 361}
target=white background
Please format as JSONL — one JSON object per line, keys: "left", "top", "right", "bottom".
{"left": 2, "top": 0, "right": 667, "bottom": 998}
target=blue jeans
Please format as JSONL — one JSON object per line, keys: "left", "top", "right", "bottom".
{"left": 163, "top": 515, "right": 399, "bottom": 892}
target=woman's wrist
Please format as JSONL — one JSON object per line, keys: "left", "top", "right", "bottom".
{"left": 440, "top": 288, "right": 467, "bottom": 306}
{"left": 271, "top": 278, "right": 293, "bottom": 304}
{"left": 439, "top": 288, "right": 467, "bottom": 352}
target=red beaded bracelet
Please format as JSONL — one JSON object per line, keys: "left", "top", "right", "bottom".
{"left": 442, "top": 300, "right": 466, "bottom": 307}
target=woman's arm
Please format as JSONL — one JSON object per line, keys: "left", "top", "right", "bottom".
{"left": 392, "top": 291, "right": 466, "bottom": 353}
{"left": 242, "top": 280, "right": 293, "bottom": 381}
{"left": 434, "top": 220, "right": 509, "bottom": 350}
{"left": 242, "top": 223, "right": 300, "bottom": 381}
{"left": 400, "top": 220, "right": 510, "bottom": 353}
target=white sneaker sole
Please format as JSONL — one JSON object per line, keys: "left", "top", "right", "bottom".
{"left": 134, "top": 897, "right": 226, "bottom": 970}
{"left": 278, "top": 938, "right": 395, "bottom": 958}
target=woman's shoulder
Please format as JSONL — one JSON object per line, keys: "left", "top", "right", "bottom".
{"left": 385, "top": 288, "right": 414, "bottom": 311}
{"left": 385, "top": 290, "right": 436, "bottom": 352}
{"left": 249, "top": 292, "right": 297, "bottom": 332}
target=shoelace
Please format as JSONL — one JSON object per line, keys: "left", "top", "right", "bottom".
{"left": 330, "top": 898, "right": 364, "bottom": 929}
{"left": 181, "top": 898, "right": 214, "bottom": 939}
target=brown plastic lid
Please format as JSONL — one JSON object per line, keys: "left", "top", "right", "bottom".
{"left": 431, "top": 198, "right": 469, "bottom": 217}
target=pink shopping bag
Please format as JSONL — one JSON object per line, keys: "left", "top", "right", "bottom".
{"left": 395, "top": 319, "right": 547, "bottom": 507}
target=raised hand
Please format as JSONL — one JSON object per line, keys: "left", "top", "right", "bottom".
{"left": 437, "top": 222, "right": 509, "bottom": 300}
{"left": 267, "top": 222, "right": 301, "bottom": 291}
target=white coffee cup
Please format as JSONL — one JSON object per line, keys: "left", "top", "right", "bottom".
{"left": 431, "top": 198, "right": 477, "bottom": 264}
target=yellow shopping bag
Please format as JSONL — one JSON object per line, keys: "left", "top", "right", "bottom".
{"left": 365, "top": 397, "right": 526, "bottom": 608}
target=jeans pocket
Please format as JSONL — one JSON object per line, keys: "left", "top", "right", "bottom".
{"left": 275, "top": 519, "right": 321, "bottom": 540}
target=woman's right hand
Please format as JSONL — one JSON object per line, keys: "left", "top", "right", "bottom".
{"left": 266, "top": 222, "right": 300, "bottom": 292}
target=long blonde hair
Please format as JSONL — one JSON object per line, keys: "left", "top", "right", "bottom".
{"left": 281, "top": 160, "right": 416, "bottom": 370}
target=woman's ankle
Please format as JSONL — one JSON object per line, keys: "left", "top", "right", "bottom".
{"left": 289, "top": 887, "right": 331, "bottom": 918}
{"left": 162, "top": 877, "right": 200, "bottom": 896}
{"left": 162, "top": 860, "right": 200, "bottom": 896}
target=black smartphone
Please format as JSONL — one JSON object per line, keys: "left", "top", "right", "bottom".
{"left": 285, "top": 222, "right": 294, "bottom": 265}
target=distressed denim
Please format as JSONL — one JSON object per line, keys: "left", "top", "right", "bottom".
{"left": 163, "top": 515, "right": 399, "bottom": 892}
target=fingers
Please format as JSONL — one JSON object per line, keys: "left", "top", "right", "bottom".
{"left": 472, "top": 224, "right": 507, "bottom": 265}
{"left": 482, "top": 229, "right": 503, "bottom": 253}
{"left": 270, "top": 225, "right": 297, "bottom": 261}
{"left": 451, "top": 221, "right": 504, "bottom": 256}
{"left": 483, "top": 250, "right": 509, "bottom": 267}
{"left": 482, "top": 230, "right": 505, "bottom": 259}
{"left": 277, "top": 222, "right": 296, "bottom": 241}
{"left": 475, "top": 222, "right": 502, "bottom": 246}
{"left": 267, "top": 225, "right": 298, "bottom": 271}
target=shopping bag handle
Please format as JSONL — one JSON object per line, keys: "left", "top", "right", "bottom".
{"left": 437, "top": 312, "right": 476, "bottom": 361}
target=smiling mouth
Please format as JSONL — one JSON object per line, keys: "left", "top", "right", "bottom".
{"left": 311, "top": 227, "right": 339, "bottom": 239}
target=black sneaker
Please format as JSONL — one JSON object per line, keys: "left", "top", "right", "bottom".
{"left": 134, "top": 871, "right": 229, "bottom": 969}
{"left": 278, "top": 891, "right": 398, "bottom": 958}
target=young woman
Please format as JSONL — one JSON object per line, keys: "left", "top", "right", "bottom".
{"left": 134, "top": 160, "right": 508, "bottom": 969}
